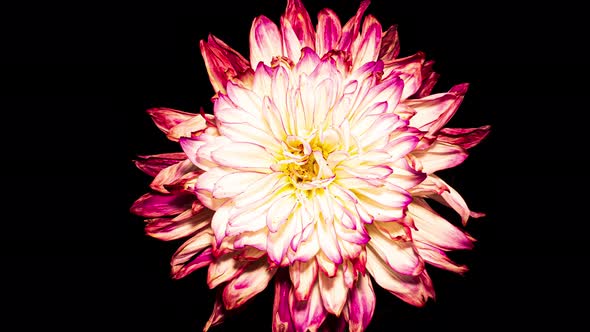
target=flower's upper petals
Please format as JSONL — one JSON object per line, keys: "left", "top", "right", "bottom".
{"left": 222, "top": 259, "right": 276, "bottom": 310}
{"left": 438, "top": 125, "right": 491, "bottom": 150}
{"left": 170, "top": 228, "right": 214, "bottom": 279}
{"left": 147, "top": 107, "right": 195, "bottom": 137}
{"left": 200, "top": 34, "right": 251, "bottom": 95}
{"left": 384, "top": 52, "right": 425, "bottom": 100}
{"left": 367, "top": 224, "right": 423, "bottom": 276}
{"left": 379, "top": 24, "right": 400, "bottom": 62}
{"left": 130, "top": 192, "right": 194, "bottom": 218}
{"left": 409, "top": 198, "right": 474, "bottom": 250}
{"left": 351, "top": 15, "right": 382, "bottom": 71}
{"left": 318, "top": 265, "right": 348, "bottom": 315}
{"left": 289, "top": 282, "right": 327, "bottom": 332}
{"left": 414, "top": 59, "right": 439, "bottom": 98}
{"left": 412, "top": 141, "right": 468, "bottom": 173}
{"left": 146, "top": 208, "right": 212, "bottom": 241}
{"left": 366, "top": 246, "right": 435, "bottom": 307}
{"left": 250, "top": 15, "right": 283, "bottom": 67}
{"left": 339, "top": 0, "right": 370, "bottom": 53}
{"left": 133, "top": 153, "right": 187, "bottom": 177}
{"left": 281, "top": 18, "right": 302, "bottom": 62}
{"left": 273, "top": 271, "right": 295, "bottom": 332}
{"left": 344, "top": 273, "right": 376, "bottom": 332}
{"left": 315, "top": 8, "right": 342, "bottom": 57}
{"left": 211, "top": 142, "right": 275, "bottom": 172}
{"left": 285, "top": 0, "right": 316, "bottom": 49}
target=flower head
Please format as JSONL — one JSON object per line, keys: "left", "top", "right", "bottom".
{"left": 131, "top": 1, "right": 489, "bottom": 331}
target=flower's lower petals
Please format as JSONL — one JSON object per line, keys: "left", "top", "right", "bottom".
{"left": 207, "top": 253, "right": 248, "bottom": 289}
{"left": 366, "top": 246, "right": 434, "bottom": 307}
{"left": 222, "top": 259, "right": 276, "bottom": 310}
{"left": 367, "top": 225, "right": 423, "bottom": 276}
{"left": 415, "top": 242, "right": 468, "bottom": 274}
{"left": 289, "top": 283, "right": 327, "bottom": 332}
{"left": 273, "top": 270, "right": 295, "bottom": 332}
{"left": 344, "top": 273, "right": 376, "bottom": 332}
{"left": 170, "top": 228, "right": 214, "bottom": 279}
{"left": 318, "top": 266, "right": 348, "bottom": 316}
{"left": 203, "top": 292, "right": 226, "bottom": 332}
{"left": 289, "top": 260, "right": 318, "bottom": 301}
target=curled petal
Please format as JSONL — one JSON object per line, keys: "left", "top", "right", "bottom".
{"left": 170, "top": 229, "right": 214, "bottom": 279}
{"left": 145, "top": 207, "right": 213, "bottom": 241}
{"left": 147, "top": 107, "right": 195, "bottom": 136}
{"left": 150, "top": 159, "right": 198, "bottom": 193}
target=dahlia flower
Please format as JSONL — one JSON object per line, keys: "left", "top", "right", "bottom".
{"left": 131, "top": 1, "right": 489, "bottom": 331}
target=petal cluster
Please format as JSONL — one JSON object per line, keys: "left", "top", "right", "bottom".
{"left": 131, "top": 1, "right": 489, "bottom": 331}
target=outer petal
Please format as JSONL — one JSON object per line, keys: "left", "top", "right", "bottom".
{"left": 315, "top": 8, "right": 342, "bottom": 56}
{"left": 150, "top": 159, "right": 198, "bottom": 193}
{"left": 147, "top": 107, "right": 195, "bottom": 136}
{"left": 318, "top": 266, "right": 348, "bottom": 316}
{"left": 366, "top": 246, "right": 435, "bottom": 307}
{"left": 351, "top": 15, "right": 382, "bottom": 71}
{"left": 145, "top": 208, "right": 213, "bottom": 241}
{"left": 222, "top": 259, "right": 276, "bottom": 310}
{"left": 130, "top": 192, "right": 194, "bottom": 218}
{"left": 250, "top": 15, "right": 283, "bottom": 67}
{"left": 290, "top": 260, "right": 318, "bottom": 301}
{"left": 273, "top": 270, "right": 295, "bottom": 332}
{"left": 200, "top": 34, "right": 251, "bottom": 94}
{"left": 437, "top": 125, "right": 491, "bottom": 149}
{"left": 289, "top": 283, "right": 328, "bottom": 332}
{"left": 133, "top": 153, "right": 187, "bottom": 177}
{"left": 344, "top": 273, "right": 375, "bottom": 332}
{"left": 170, "top": 228, "right": 214, "bottom": 279}
{"left": 409, "top": 199, "right": 473, "bottom": 250}
{"left": 203, "top": 292, "right": 226, "bottom": 332}
{"left": 415, "top": 242, "right": 469, "bottom": 274}
{"left": 412, "top": 141, "right": 468, "bottom": 173}
{"left": 284, "top": 0, "right": 315, "bottom": 49}
{"left": 379, "top": 25, "right": 400, "bottom": 61}
{"left": 367, "top": 224, "right": 423, "bottom": 276}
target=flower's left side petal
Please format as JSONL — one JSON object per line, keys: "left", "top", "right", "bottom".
{"left": 150, "top": 159, "right": 199, "bottom": 193}
{"left": 146, "top": 107, "right": 195, "bottom": 136}
{"left": 170, "top": 228, "right": 214, "bottom": 279}
{"left": 133, "top": 153, "right": 187, "bottom": 177}
{"left": 222, "top": 259, "right": 276, "bottom": 310}
{"left": 146, "top": 208, "right": 213, "bottom": 241}
{"left": 130, "top": 192, "right": 194, "bottom": 218}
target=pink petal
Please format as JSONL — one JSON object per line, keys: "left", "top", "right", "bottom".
{"left": 351, "top": 15, "right": 382, "bottom": 71}
{"left": 207, "top": 253, "right": 248, "bottom": 289}
{"left": 415, "top": 242, "right": 468, "bottom": 274}
{"left": 273, "top": 270, "right": 295, "bottom": 332}
{"left": 409, "top": 198, "right": 473, "bottom": 250}
{"left": 222, "top": 259, "right": 276, "bottom": 310}
{"left": 379, "top": 25, "right": 400, "bottom": 61}
{"left": 145, "top": 208, "right": 213, "bottom": 241}
{"left": 383, "top": 52, "right": 425, "bottom": 100}
{"left": 338, "top": 0, "right": 370, "bottom": 53}
{"left": 344, "top": 273, "right": 375, "bottom": 332}
{"left": 284, "top": 0, "right": 315, "bottom": 49}
{"left": 211, "top": 142, "right": 275, "bottom": 171}
{"left": 133, "top": 153, "right": 187, "bottom": 177}
{"left": 318, "top": 266, "right": 348, "bottom": 315}
{"left": 250, "top": 15, "right": 283, "bottom": 66}
{"left": 366, "top": 247, "right": 435, "bottom": 307}
{"left": 290, "top": 260, "right": 318, "bottom": 301}
{"left": 149, "top": 159, "right": 198, "bottom": 193}
{"left": 200, "top": 34, "right": 250, "bottom": 95}
{"left": 413, "top": 59, "right": 439, "bottom": 98}
{"left": 280, "top": 17, "right": 302, "bottom": 62}
{"left": 130, "top": 192, "right": 194, "bottom": 218}
{"left": 406, "top": 83, "right": 468, "bottom": 136}
{"left": 289, "top": 283, "right": 327, "bottom": 332}
{"left": 429, "top": 175, "right": 485, "bottom": 225}
{"left": 170, "top": 229, "right": 214, "bottom": 279}
{"left": 315, "top": 8, "right": 342, "bottom": 56}
{"left": 146, "top": 107, "right": 195, "bottom": 135}
{"left": 438, "top": 125, "right": 491, "bottom": 149}
{"left": 367, "top": 224, "right": 423, "bottom": 276}
{"left": 412, "top": 141, "right": 468, "bottom": 173}
{"left": 167, "top": 113, "right": 211, "bottom": 141}
{"left": 203, "top": 292, "right": 226, "bottom": 332}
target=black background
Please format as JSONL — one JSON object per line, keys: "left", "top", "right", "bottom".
{"left": 1, "top": 0, "right": 586, "bottom": 331}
